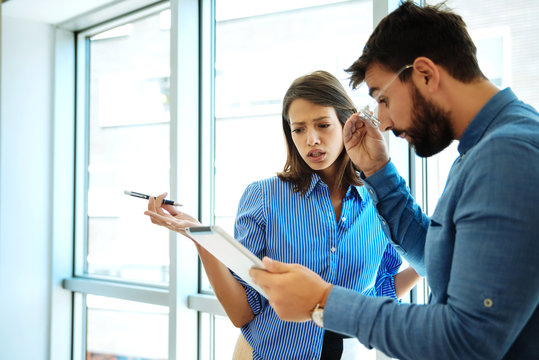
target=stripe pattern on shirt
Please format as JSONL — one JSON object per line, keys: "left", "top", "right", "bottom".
{"left": 232, "top": 174, "right": 401, "bottom": 360}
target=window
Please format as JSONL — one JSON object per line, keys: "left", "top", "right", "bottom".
{"left": 424, "top": 0, "right": 539, "bottom": 217}
{"left": 411, "top": 0, "right": 539, "bottom": 304}
{"left": 204, "top": 0, "right": 384, "bottom": 358}
{"left": 83, "top": 9, "right": 171, "bottom": 285}
{"left": 66, "top": 3, "right": 195, "bottom": 359}
{"left": 58, "top": 1, "right": 539, "bottom": 359}
{"left": 213, "top": 0, "right": 375, "bottom": 234}
{"left": 86, "top": 295, "right": 169, "bottom": 360}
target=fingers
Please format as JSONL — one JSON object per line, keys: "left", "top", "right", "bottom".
{"left": 144, "top": 210, "right": 173, "bottom": 227}
{"left": 343, "top": 113, "right": 364, "bottom": 142}
{"left": 250, "top": 258, "right": 297, "bottom": 290}
{"left": 154, "top": 192, "right": 168, "bottom": 215}
{"left": 162, "top": 204, "right": 179, "bottom": 217}
{"left": 147, "top": 192, "right": 167, "bottom": 213}
{"left": 249, "top": 261, "right": 328, "bottom": 322}
{"left": 343, "top": 113, "right": 369, "bottom": 150}
{"left": 144, "top": 209, "right": 178, "bottom": 230}
{"left": 249, "top": 267, "right": 269, "bottom": 290}
{"left": 261, "top": 257, "right": 290, "bottom": 273}
{"left": 144, "top": 207, "right": 202, "bottom": 235}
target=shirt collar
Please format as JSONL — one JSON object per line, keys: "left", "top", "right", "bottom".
{"left": 305, "top": 173, "right": 323, "bottom": 197}
{"left": 304, "top": 173, "right": 363, "bottom": 202}
{"left": 458, "top": 87, "right": 517, "bottom": 155}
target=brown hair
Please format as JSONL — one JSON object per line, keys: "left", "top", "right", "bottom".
{"left": 277, "top": 70, "right": 362, "bottom": 195}
{"left": 346, "top": 0, "right": 486, "bottom": 89}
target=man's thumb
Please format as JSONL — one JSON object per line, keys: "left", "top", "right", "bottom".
{"left": 262, "top": 256, "right": 288, "bottom": 273}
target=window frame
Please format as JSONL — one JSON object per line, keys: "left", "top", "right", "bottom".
{"left": 60, "top": 1, "right": 200, "bottom": 359}
{"left": 57, "top": 1, "right": 425, "bottom": 359}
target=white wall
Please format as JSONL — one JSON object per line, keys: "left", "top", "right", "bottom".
{"left": 0, "top": 15, "right": 55, "bottom": 360}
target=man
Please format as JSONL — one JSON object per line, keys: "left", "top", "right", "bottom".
{"left": 250, "top": 1, "right": 539, "bottom": 359}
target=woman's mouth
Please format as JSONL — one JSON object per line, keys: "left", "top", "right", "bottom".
{"left": 307, "top": 150, "right": 326, "bottom": 162}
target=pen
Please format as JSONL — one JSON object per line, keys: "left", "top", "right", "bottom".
{"left": 124, "top": 190, "right": 183, "bottom": 206}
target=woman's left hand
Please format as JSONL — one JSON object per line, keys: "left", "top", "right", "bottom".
{"left": 144, "top": 192, "right": 201, "bottom": 239}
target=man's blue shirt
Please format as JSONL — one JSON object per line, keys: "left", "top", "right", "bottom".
{"left": 324, "top": 88, "right": 539, "bottom": 359}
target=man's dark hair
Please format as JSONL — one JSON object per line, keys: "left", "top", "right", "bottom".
{"left": 346, "top": 0, "right": 486, "bottom": 88}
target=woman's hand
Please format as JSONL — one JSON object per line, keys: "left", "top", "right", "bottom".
{"left": 343, "top": 113, "right": 389, "bottom": 178}
{"left": 145, "top": 194, "right": 255, "bottom": 326}
{"left": 144, "top": 192, "right": 201, "bottom": 239}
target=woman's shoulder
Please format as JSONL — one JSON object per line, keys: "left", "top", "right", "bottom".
{"left": 248, "top": 175, "right": 293, "bottom": 193}
{"left": 242, "top": 176, "right": 300, "bottom": 200}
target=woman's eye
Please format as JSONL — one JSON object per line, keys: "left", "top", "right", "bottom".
{"left": 319, "top": 124, "right": 330, "bottom": 128}
{"left": 291, "top": 128, "right": 303, "bottom": 134}
{"left": 378, "top": 98, "right": 388, "bottom": 106}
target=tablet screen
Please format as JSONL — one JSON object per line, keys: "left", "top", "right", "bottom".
{"left": 186, "top": 225, "right": 267, "bottom": 298}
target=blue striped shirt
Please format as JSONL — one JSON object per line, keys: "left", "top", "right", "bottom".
{"left": 232, "top": 174, "right": 402, "bottom": 360}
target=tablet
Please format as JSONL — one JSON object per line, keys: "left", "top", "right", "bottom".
{"left": 185, "top": 225, "right": 268, "bottom": 298}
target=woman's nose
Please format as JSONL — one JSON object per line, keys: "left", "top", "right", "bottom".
{"left": 307, "top": 129, "right": 320, "bottom": 146}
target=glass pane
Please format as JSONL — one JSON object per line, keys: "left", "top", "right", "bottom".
{"left": 206, "top": 0, "right": 374, "bottom": 293}
{"left": 214, "top": 0, "right": 374, "bottom": 237}
{"left": 86, "top": 10, "right": 171, "bottom": 284}
{"left": 425, "top": 1, "right": 539, "bottom": 213}
{"left": 214, "top": 315, "right": 241, "bottom": 360}
{"left": 206, "top": 0, "right": 376, "bottom": 357}
{"left": 86, "top": 295, "right": 168, "bottom": 360}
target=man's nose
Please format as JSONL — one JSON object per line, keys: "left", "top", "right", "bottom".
{"left": 377, "top": 108, "right": 393, "bottom": 132}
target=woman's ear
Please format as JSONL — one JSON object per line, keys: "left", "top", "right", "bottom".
{"left": 412, "top": 57, "right": 440, "bottom": 93}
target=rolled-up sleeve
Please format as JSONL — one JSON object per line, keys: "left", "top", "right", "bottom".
{"left": 372, "top": 243, "right": 401, "bottom": 300}
{"left": 232, "top": 182, "right": 268, "bottom": 315}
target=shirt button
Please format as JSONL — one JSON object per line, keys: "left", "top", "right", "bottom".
{"left": 342, "top": 217, "right": 347, "bottom": 222}
{"left": 369, "top": 189, "right": 374, "bottom": 194}
{"left": 483, "top": 298, "right": 493, "bottom": 308}
{"left": 330, "top": 247, "right": 336, "bottom": 253}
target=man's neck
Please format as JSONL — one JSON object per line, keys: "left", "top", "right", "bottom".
{"left": 445, "top": 78, "right": 500, "bottom": 139}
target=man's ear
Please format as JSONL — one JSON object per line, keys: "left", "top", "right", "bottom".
{"left": 412, "top": 57, "right": 440, "bottom": 93}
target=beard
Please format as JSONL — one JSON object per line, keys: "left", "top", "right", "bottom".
{"left": 393, "top": 84, "right": 454, "bottom": 157}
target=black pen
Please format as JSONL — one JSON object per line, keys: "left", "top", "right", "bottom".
{"left": 124, "top": 190, "right": 183, "bottom": 206}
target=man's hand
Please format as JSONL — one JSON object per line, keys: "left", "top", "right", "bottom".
{"left": 250, "top": 257, "right": 333, "bottom": 322}
{"left": 343, "top": 113, "right": 389, "bottom": 177}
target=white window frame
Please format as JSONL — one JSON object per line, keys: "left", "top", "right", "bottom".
{"left": 54, "top": 1, "right": 424, "bottom": 360}
{"left": 59, "top": 1, "right": 201, "bottom": 359}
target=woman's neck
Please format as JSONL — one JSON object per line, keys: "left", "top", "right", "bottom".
{"left": 318, "top": 172, "right": 348, "bottom": 221}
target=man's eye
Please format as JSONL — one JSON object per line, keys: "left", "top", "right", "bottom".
{"left": 378, "top": 98, "right": 388, "bottom": 105}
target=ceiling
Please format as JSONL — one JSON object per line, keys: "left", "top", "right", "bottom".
{"left": 2, "top": 0, "right": 120, "bottom": 24}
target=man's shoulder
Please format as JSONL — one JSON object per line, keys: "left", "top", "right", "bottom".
{"left": 482, "top": 116, "right": 539, "bottom": 153}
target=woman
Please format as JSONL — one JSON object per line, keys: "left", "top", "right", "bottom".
{"left": 145, "top": 70, "right": 419, "bottom": 360}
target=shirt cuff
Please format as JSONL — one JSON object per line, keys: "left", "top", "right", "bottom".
{"left": 361, "top": 160, "right": 403, "bottom": 204}
{"left": 324, "top": 286, "right": 393, "bottom": 350}
{"left": 230, "top": 270, "right": 263, "bottom": 315}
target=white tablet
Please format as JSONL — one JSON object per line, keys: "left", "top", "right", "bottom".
{"left": 185, "top": 225, "right": 268, "bottom": 298}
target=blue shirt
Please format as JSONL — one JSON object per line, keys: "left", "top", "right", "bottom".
{"left": 233, "top": 174, "right": 402, "bottom": 360}
{"left": 324, "top": 88, "right": 539, "bottom": 359}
